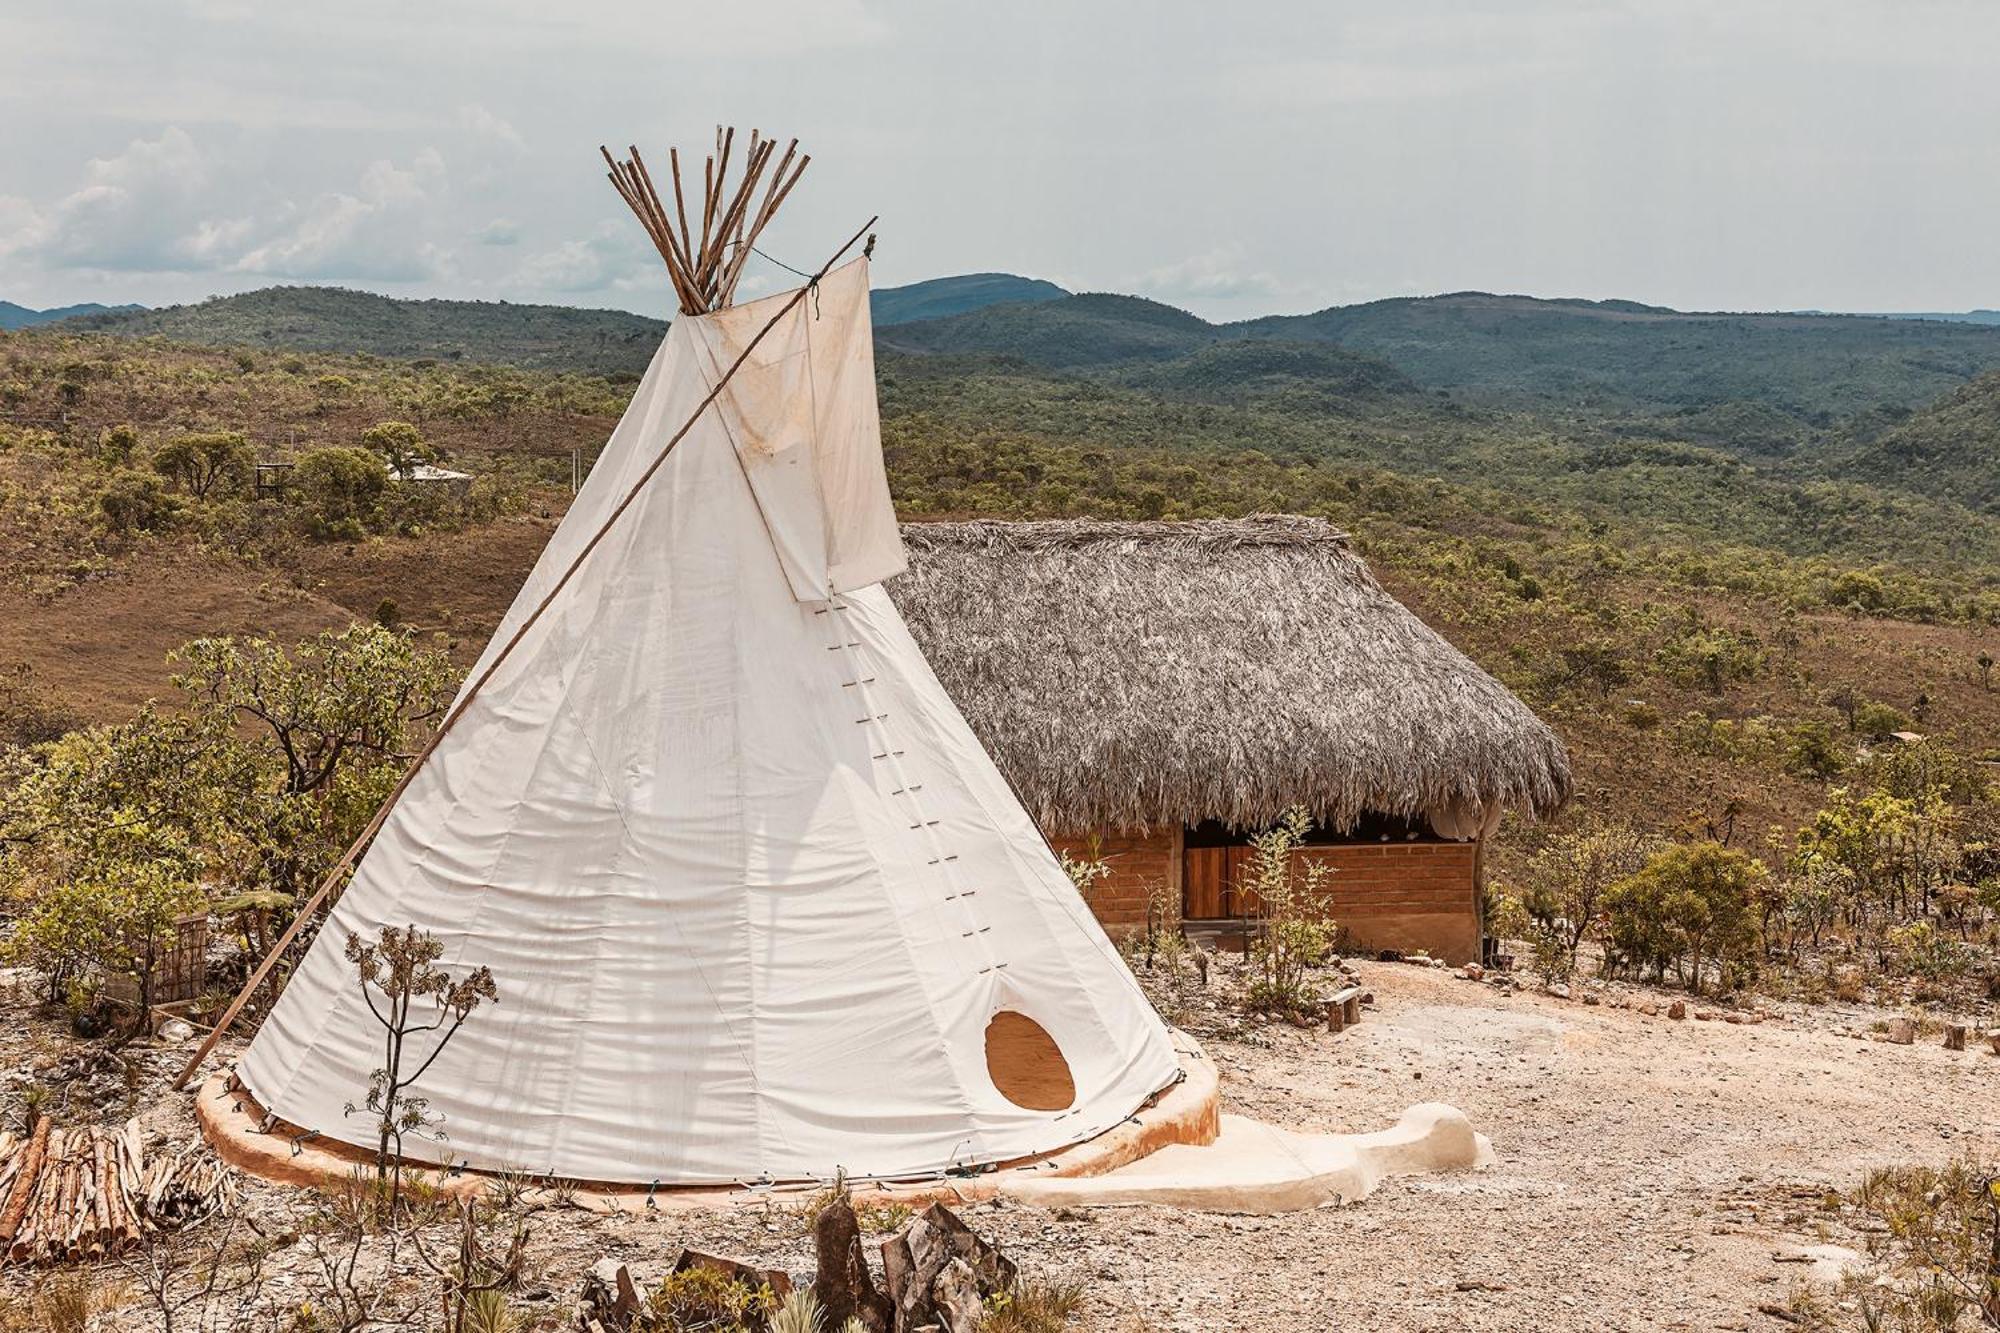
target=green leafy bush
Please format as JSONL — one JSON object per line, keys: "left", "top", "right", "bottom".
{"left": 289, "top": 446, "right": 387, "bottom": 539}
{"left": 1603, "top": 842, "right": 1765, "bottom": 994}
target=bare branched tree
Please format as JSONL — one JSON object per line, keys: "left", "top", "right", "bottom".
{"left": 342, "top": 924, "right": 497, "bottom": 1207}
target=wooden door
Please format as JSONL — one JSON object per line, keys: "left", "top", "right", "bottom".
{"left": 1184, "top": 845, "right": 1262, "bottom": 919}
{"left": 1227, "top": 845, "right": 1262, "bottom": 917}
{"left": 1183, "top": 846, "right": 1228, "bottom": 919}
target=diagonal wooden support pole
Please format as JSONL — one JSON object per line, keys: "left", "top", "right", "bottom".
{"left": 173, "top": 215, "right": 879, "bottom": 1091}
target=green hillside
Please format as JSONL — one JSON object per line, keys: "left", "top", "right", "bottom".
{"left": 1822, "top": 368, "right": 2000, "bottom": 514}
{"left": 60, "top": 286, "right": 668, "bottom": 375}
{"left": 1232, "top": 293, "right": 2000, "bottom": 415}
{"left": 877, "top": 293, "right": 1214, "bottom": 367}
{"left": 871, "top": 272, "right": 1068, "bottom": 326}
{"left": 34, "top": 279, "right": 2000, "bottom": 532}
{"left": 874, "top": 351, "right": 2000, "bottom": 577}
{"left": 0, "top": 299, "right": 144, "bottom": 330}
{"left": 1109, "top": 340, "right": 1416, "bottom": 410}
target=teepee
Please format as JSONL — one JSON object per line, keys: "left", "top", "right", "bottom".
{"left": 219, "top": 133, "right": 1180, "bottom": 1186}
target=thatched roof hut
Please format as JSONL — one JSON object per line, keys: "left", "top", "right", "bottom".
{"left": 891, "top": 515, "right": 1571, "bottom": 836}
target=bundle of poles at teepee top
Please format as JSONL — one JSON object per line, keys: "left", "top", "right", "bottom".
{"left": 601, "top": 127, "right": 810, "bottom": 316}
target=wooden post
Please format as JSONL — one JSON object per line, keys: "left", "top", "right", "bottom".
{"left": 0, "top": 1114, "right": 49, "bottom": 1244}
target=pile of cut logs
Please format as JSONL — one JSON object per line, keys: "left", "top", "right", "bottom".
{"left": 0, "top": 1117, "right": 236, "bottom": 1266}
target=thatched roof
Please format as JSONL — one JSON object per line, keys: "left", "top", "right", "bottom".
{"left": 890, "top": 515, "right": 1571, "bottom": 834}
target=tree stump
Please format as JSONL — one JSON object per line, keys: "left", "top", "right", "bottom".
{"left": 880, "top": 1204, "right": 1017, "bottom": 1332}
{"left": 813, "top": 1199, "right": 893, "bottom": 1333}
{"left": 1944, "top": 1024, "right": 1967, "bottom": 1052}
{"left": 579, "top": 1259, "right": 641, "bottom": 1332}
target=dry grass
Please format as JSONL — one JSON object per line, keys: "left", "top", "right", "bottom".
{"left": 980, "top": 1276, "right": 1086, "bottom": 1332}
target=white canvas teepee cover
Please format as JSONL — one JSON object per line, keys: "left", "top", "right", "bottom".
{"left": 239, "top": 258, "right": 1180, "bottom": 1185}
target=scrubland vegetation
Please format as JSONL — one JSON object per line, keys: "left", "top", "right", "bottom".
{"left": 0, "top": 284, "right": 1997, "bottom": 1328}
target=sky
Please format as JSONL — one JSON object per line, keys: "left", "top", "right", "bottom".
{"left": 3, "top": 0, "right": 1999, "bottom": 322}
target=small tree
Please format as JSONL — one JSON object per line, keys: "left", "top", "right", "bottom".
{"left": 1238, "top": 807, "right": 1337, "bottom": 1019}
{"left": 1518, "top": 817, "right": 1651, "bottom": 980}
{"left": 361, "top": 420, "right": 436, "bottom": 480}
{"left": 344, "top": 925, "right": 497, "bottom": 1197}
{"left": 0, "top": 709, "right": 249, "bottom": 1030}
{"left": 1604, "top": 842, "right": 1765, "bottom": 994}
{"left": 151, "top": 431, "right": 255, "bottom": 499}
{"left": 96, "top": 469, "right": 181, "bottom": 537}
{"left": 172, "top": 626, "right": 453, "bottom": 900}
{"left": 289, "top": 446, "right": 387, "bottom": 539}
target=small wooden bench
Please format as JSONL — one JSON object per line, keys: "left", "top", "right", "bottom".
{"left": 1325, "top": 986, "right": 1363, "bottom": 1033}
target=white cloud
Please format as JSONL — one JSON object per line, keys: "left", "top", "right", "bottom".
{"left": 232, "top": 149, "right": 453, "bottom": 281}
{"left": 476, "top": 218, "right": 522, "bottom": 246}
{"left": 0, "top": 131, "right": 458, "bottom": 284}
{"left": 504, "top": 220, "right": 648, "bottom": 294}
{"left": 1140, "top": 245, "right": 1286, "bottom": 302}
{"left": 0, "top": 127, "right": 217, "bottom": 271}
{"left": 457, "top": 103, "right": 526, "bottom": 151}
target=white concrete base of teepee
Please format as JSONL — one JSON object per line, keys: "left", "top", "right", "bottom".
{"left": 1000, "top": 1104, "right": 1493, "bottom": 1214}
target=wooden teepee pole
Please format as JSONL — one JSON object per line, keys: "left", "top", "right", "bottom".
{"left": 603, "top": 128, "right": 810, "bottom": 315}
{"left": 173, "top": 213, "right": 879, "bottom": 1092}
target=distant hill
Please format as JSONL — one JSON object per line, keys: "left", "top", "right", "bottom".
{"left": 884, "top": 289, "right": 2000, "bottom": 417}
{"left": 0, "top": 300, "right": 144, "bottom": 331}
{"left": 1875, "top": 310, "right": 2000, "bottom": 327}
{"left": 1825, "top": 369, "right": 2000, "bottom": 514}
{"left": 1109, "top": 340, "right": 1416, "bottom": 410}
{"left": 58, "top": 287, "right": 667, "bottom": 375}
{"left": 1232, "top": 293, "right": 2000, "bottom": 416}
{"left": 47, "top": 274, "right": 1069, "bottom": 372}
{"left": 38, "top": 280, "right": 2000, "bottom": 426}
{"left": 878, "top": 293, "right": 1214, "bottom": 368}
{"left": 870, "top": 273, "right": 1067, "bottom": 326}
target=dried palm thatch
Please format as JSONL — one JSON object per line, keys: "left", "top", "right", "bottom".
{"left": 891, "top": 515, "right": 1571, "bottom": 834}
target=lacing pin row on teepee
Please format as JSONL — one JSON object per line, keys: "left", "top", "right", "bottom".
{"left": 819, "top": 601, "right": 1002, "bottom": 973}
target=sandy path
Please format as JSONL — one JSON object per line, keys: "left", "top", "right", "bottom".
{"left": 1029, "top": 962, "right": 1998, "bottom": 1331}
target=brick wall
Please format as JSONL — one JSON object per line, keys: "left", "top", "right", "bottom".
{"left": 1295, "top": 841, "right": 1481, "bottom": 964}
{"left": 1051, "top": 827, "right": 1481, "bottom": 963}
{"left": 1049, "top": 829, "right": 1177, "bottom": 933}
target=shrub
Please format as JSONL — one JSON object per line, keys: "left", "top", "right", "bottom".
{"left": 1516, "top": 817, "right": 1652, "bottom": 982}
{"left": 1853, "top": 700, "right": 1911, "bottom": 742}
{"left": 1784, "top": 720, "right": 1848, "bottom": 780}
{"left": 1240, "top": 807, "right": 1337, "bottom": 1020}
{"left": 96, "top": 468, "right": 181, "bottom": 536}
{"left": 1603, "top": 842, "right": 1765, "bottom": 994}
{"left": 1887, "top": 920, "right": 1970, "bottom": 982}
{"left": 289, "top": 446, "right": 387, "bottom": 539}
{"left": 982, "top": 1276, "right": 1086, "bottom": 1332}
{"left": 1058, "top": 841, "right": 1110, "bottom": 900}
{"left": 361, "top": 420, "right": 435, "bottom": 479}
{"left": 1658, "top": 627, "right": 1764, "bottom": 693}
{"left": 643, "top": 1265, "right": 775, "bottom": 1332}
{"left": 1620, "top": 699, "right": 1661, "bottom": 730}
{"left": 1830, "top": 1158, "right": 2000, "bottom": 1330}
{"left": 97, "top": 422, "right": 140, "bottom": 464}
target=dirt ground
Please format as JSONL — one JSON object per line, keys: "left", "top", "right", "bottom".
{"left": 4, "top": 960, "right": 1995, "bottom": 1331}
